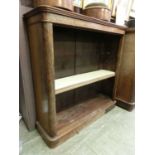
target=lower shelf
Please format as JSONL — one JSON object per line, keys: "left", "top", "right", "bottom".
{"left": 37, "top": 95, "right": 116, "bottom": 147}
{"left": 56, "top": 95, "right": 115, "bottom": 136}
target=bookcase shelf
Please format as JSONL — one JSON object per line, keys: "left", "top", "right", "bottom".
{"left": 56, "top": 94, "right": 115, "bottom": 137}
{"left": 55, "top": 70, "right": 115, "bottom": 94}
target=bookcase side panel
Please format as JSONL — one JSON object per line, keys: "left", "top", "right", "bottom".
{"left": 27, "top": 21, "right": 57, "bottom": 136}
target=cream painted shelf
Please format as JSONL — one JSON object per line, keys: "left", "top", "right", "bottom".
{"left": 55, "top": 70, "right": 115, "bottom": 94}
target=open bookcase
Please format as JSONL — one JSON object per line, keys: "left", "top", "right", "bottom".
{"left": 24, "top": 6, "right": 126, "bottom": 147}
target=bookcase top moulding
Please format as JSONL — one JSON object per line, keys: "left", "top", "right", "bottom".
{"left": 24, "top": 6, "right": 127, "bottom": 35}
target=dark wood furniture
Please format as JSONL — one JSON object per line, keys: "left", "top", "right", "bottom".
{"left": 24, "top": 6, "right": 127, "bottom": 147}
{"left": 114, "top": 29, "right": 135, "bottom": 111}
{"left": 19, "top": 0, "right": 36, "bottom": 130}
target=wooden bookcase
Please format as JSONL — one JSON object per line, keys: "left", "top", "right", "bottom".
{"left": 24, "top": 6, "right": 126, "bottom": 147}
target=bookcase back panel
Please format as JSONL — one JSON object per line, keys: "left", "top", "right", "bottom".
{"left": 54, "top": 26, "right": 120, "bottom": 112}
{"left": 54, "top": 27, "right": 76, "bottom": 79}
{"left": 75, "top": 31, "right": 100, "bottom": 74}
{"left": 56, "top": 90, "right": 75, "bottom": 113}
{"left": 54, "top": 26, "right": 121, "bottom": 79}
{"left": 56, "top": 78, "right": 114, "bottom": 112}
{"left": 99, "top": 35, "right": 120, "bottom": 71}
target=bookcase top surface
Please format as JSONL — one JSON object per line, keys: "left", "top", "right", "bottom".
{"left": 24, "top": 6, "right": 127, "bottom": 34}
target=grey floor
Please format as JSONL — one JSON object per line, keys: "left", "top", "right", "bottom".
{"left": 19, "top": 106, "right": 135, "bottom": 155}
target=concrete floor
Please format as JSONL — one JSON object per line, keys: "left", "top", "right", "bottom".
{"left": 19, "top": 106, "right": 135, "bottom": 155}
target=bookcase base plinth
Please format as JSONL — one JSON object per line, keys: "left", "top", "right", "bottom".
{"left": 37, "top": 95, "right": 116, "bottom": 148}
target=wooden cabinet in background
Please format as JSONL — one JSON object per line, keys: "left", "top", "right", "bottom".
{"left": 114, "top": 29, "right": 135, "bottom": 111}
{"left": 19, "top": 0, "right": 35, "bottom": 130}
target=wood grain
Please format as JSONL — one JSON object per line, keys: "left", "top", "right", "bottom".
{"left": 19, "top": 3, "right": 35, "bottom": 130}
{"left": 24, "top": 6, "right": 126, "bottom": 34}
{"left": 115, "top": 31, "right": 135, "bottom": 109}
{"left": 27, "top": 22, "right": 57, "bottom": 136}
{"left": 56, "top": 95, "right": 115, "bottom": 135}
{"left": 53, "top": 27, "right": 75, "bottom": 79}
{"left": 25, "top": 5, "right": 126, "bottom": 147}
{"left": 36, "top": 94, "right": 116, "bottom": 148}
{"left": 27, "top": 23, "right": 49, "bottom": 133}
{"left": 83, "top": 7, "right": 111, "bottom": 21}
{"left": 42, "top": 23, "right": 57, "bottom": 136}
{"left": 113, "top": 35, "right": 125, "bottom": 100}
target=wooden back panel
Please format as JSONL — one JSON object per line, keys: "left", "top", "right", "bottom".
{"left": 54, "top": 27, "right": 76, "bottom": 79}
{"left": 54, "top": 26, "right": 121, "bottom": 112}
{"left": 54, "top": 26, "right": 121, "bottom": 78}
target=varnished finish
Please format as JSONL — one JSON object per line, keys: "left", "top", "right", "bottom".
{"left": 116, "top": 100, "right": 135, "bottom": 111}
{"left": 42, "top": 23, "right": 57, "bottom": 136}
{"left": 114, "top": 30, "right": 135, "bottom": 110}
{"left": 33, "top": 0, "right": 73, "bottom": 11}
{"left": 27, "top": 22, "right": 57, "bottom": 136}
{"left": 37, "top": 95, "right": 115, "bottom": 148}
{"left": 83, "top": 7, "right": 111, "bottom": 21}
{"left": 25, "top": 6, "right": 126, "bottom": 147}
{"left": 24, "top": 6, "right": 126, "bottom": 34}
{"left": 113, "top": 35, "right": 125, "bottom": 100}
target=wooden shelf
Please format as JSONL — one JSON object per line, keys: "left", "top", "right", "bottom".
{"left": 56, "top": 94, "right": 116, "bottom": 137}
{"left": 55, "top": 70, "right": 115, "bottom": 94}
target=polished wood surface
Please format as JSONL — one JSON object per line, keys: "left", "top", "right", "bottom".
{"left": 25, "top": 6, "right": 126, "bottom": 147}
{"left": 27, "top": 23, "right": 49, "bottom": 133}
{"left": 42, "top": 23, "right": 57, "bottom": 136}
{"left": 83, "top": 7, "right": 111, "bottom": 21}
{"left": 24, "top": 6, "right": 126, "bottom": 34}
{"left": 27, "top": 22, "right": 56, "bottom": 136}
{"left": 114, "top": 30, "right": 135, "bottom": 110}
{"left": 113, "top": 35, "right": 125, "bottom": 100}
{"left": 57, "top": 95, "right": 115, "bottom": 135}
{"left": 37, "top": 95, "right": 115, "bottom": 147}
